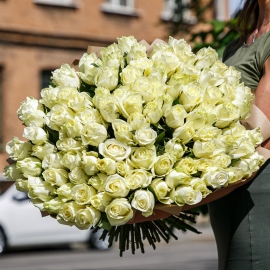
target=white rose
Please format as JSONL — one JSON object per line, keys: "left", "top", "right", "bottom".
{"left": 113, "top": 85, "right": 130, "bottom": 102}
{"left": 97, "top": 158, "right": 117, "bottom": 175}
{"left": 44, "top": 198, "right": 65, "bottom": 214}
{"left": 71, "top": 183, "right": 97, "bottom": 205}
{"left": 81, "top": 151, "right": 99, "bottom": 176}
{"left": 134, "top": 127, "right": 157, "bottom": 146}
{"left": 92, "top": 87, "right": 111, "bottom": 109}
{"left": 88, "top": 173, "right": 107, "bottom": 192}
{"left": 143, "top": 101, "right": 163, "bottom": 124}
{"left": 32, "top": 142, "right": 57, "bottom": 160}
{"left": 28, "top": 176, "right": 56, "bottom": 202}
{"left": 52, "top": 64, "right": 80, "bottom": 88}
{"left": 16, "top": 157, "right": 42, "bottom": 177}
{"left": 42, "top": 152, "right": 65, "bottom": 169}
{"left": 57, "top": 202, "right": 84, "bottom": 226}
{"left": 125, "top": 169, "right": 153, "bottom": 190}
{"left": 4, "top": 164, "right": 25, "bottom": 181}
{"left": 127, "top": 112, "right": 150, "bottom": 130}
{"left": 117, "top": 35, "right": 137, "bottom": 54}
{"left": 195, "top": 47, "right": 218, "bottom": 69}
{"left": 61, "top": 151, "right": 81, "bottom": 171}
{"left": 59, "top": 119, "right": 83, "bottom": 140}
{"left": 69, "top": 167, "right": 89, "bottom": 185}
{"left": 75, "top": 206, "right": 101, "bottom": 230}
{"left": 116, "top": 160, "right": 134, "bottom": 176}
{"left": 42, "top": 168, "right": 68, "bottom": 186}
{"left": 131, "top": 189, "right": 155, "bottom": 217}
{"left": 190, "top": 178, "right": 212, "bottom": 198}
{"left": 150, "top": 178, "right": 172, "bottom": 204}
{"left": 229, "top": 137, "right": 255, "bottom": 159}
{"left": 130, "top": 145, "right": 156, "bottom": 170}
{"left": 99, "top": 95, "right": 120, "bottom": 123}
{"left": 89, "top": 192, "right": 113, "bottom": 212}
{"left": 129, "top": 57, "right": 153, "bottom": 76}
{"left": 40, "top": 86, "right": 60, "bottom": 109}
{"left": 171, "top": 185, "right": 202, "bottom": 206}
{"left": 132, "top": 77, "right": 156, "bottom": 103}
{"left": 193, "top": 126, "right": 222, "bottom": 142}
{"left": 165, "top": 170, "right": 191, "bottom": 189}
{"left": 95, "top": 66, "right": 119, "bottom": 91}
{"left": 245, "top": 128, "right": 263, "bottom": 147}
{"left": 152, "top": 153, "right": 176, "bottom": 176}
{"left": 56, "top": 138, "right": 84, "bottom": 152}
{"left": 17, "top": 97, "right": 46, "bottom": 127}
{"left": 104, "top": 174, "right": 130, "bottom": 198}
{"left": 196, "top": 158, "right": 216, "bottom": 172}
{"left": 56, "top": 87, "right": 79, "bottom": 106}
{"left": 212, "top": 154, "right": 231, "bottom": 168}
{"left": 15, "top": 179, "right": 29, "bottom": 193}
{"left": 81, "top": 122, "right": 107, "bottom": 147}
{"left": 112, "top": 119, "right": 134, "bottom": 145}
{"left": 120, "top": 93, "right": 143, "bottom": 119}
{"left": 126, "top": 42, "right": 147, "bottom": 64}
{"left": 193, "top": 139, "right": 225, "bottom": 158}
{"left": 175, "top": 157, "right": 197, "bottom": 175}
{"left": 215, "top": 103, "right": 240, "bottom": 128}
{"left": 199, "top": 68, "right": 224, "bottom": 89}
{"left": 23, "top": 127, "right": 48, "bottom": 145}
{"left": 173, "top": 121, "right": 195, "bottom": 144}
{"left": 120, "top": 65, "right": 143, "bottom": 86}
{"left": 224, "top": 66, "right": 241, "bottom": 85}
{"left": 105, "top": 198, "right": 134, "bottom": 226}
{"left": 6, "top": 137, "right": 32, "bottom": 161}
{"left": 78, "top": 52, "right": 102, "bottom": 85}
{"left": 162, "top": 93, "right": 174, "bottom": 116}
{"left": 203, "top": 86, "right": 223, "bottom": 105}
{"left": 46, "top": 104, "right": 75, "bottom": 131}
{"left": 179, "top": 83, "right": 202, "bottom": 112}
{"left": 165, "top": 138, "right": 186, "bottom": 159}
{"left": 165, "top": 104, "right": 187, "bottom": 128}
{"left": 203, "top": 170, "right": 229, "bottom": 189}
{"left": 57, "top": 183, "right": 75, "bottom": 201}
{"left": 99, "top": 139, "right": 131, "bottom": 162}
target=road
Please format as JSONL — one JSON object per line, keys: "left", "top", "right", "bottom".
{"left": 0, "top": 225, "right": 218, "bottom": 270}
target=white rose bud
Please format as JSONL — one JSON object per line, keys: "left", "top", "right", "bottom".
{"left": 165, "top": 104, "right": 187, "bottom": 128}
{"left": 23, "top": 126, "right": 48, "bottom": 146}
{"left": 127, "top": 112, "right": 150, "bottom": 130}
{"left": 28, "top": 176, "right": 56, "bottom": 202}
{"left": 112, "top": 119, "right": 134, "bottom": 145}
{"left": 42, "top": 168, "right": 68, "bottom": 186}
{"left": 17, "top": 97, "right": 46, "bottom": 127}
{"left": 97, "top": 158, "right": 117, "bottom": 175}
{"left": 99, "top": 95, "right": 120, "bottom": 123}
{"left": 56, "top": 138, "right": 84, "bottom": 152}
{"left": 69, "top": 167, "right": 89, "bottom": 185}
{"left": 190, "top": 178, "right": 212, "bottom": 198}
{"left": 88, "top": 173, "right": 107, "bottom": 192}
{"left": 81, "top": 151, "right": 99, "bottom": 176}
{"left": 179, "top": 83, "right": 202, "bottom": 112}
{"left": 120, "top": 65, "right": 143, "bottom": 86}
{"left": 6, "top": 137, "right": 32, "bottom": 161}
{"left": 52, "top": 64, "right": 81, "bottom": 88}
{"left": 40, "top": 86, "right": 60, "bottom": 109}
{"left": 175, "top": 157, "right": 197, "bottom": 175}
{"left": 120, "top": 93, "right": 143, "bottom": 119}
{"left": 57, "top": 183, "right": 75, "bottom": 201}
{"left": 125, "top": 169, "right": 153, "bottom": 190}
{"left": 105, "top": 198, "right": 134, "bottom": 226}
{"left": 117, "top": 35, "right": 137, "bottom": 54}
{"left": 42, "top": 152, "right": 65, "bottom": 169}
{"left": 143, "top": 101, "right": 163, "bottom": 124}
{"left": 59, "top": 118, "right": 83, "bottom": 139}
{"left": 15, "top": 179, "right": 29, "bottom": 193}
{"left": 193, "top": 139, "right": 225, "bottom": 158}
{"left": 75, "top": 206, "right": 101, "bottom": 230}
{"left": 32, "top": 142, "right": 57, "bottom": 160}
{"left": 173, "top": 121, "right": 195, "bottom": 144}
{"left": 193, "top": 126, "right": 222, "bottom": 142}
{"left": 89, "top": 192, "right": 113, "bottom": 212}
{"left": 75, "top": 108, "right": 103, "bottom": 125}
{"left": 165, "top": 170, "right": 191, "bottom": 189}
{"left": 229, "top": 137, "right": 255, "bottom": 159}
{"left": 126, "top": 42, "right": 147, "bottom": 63}
{"left": 61, "top": 151, "right": 81, "bottom": 171}
{"left": 195, "top": 47, "right": 218, "bottom": 69}
{"left": 165, "top": 138, "right": 186, "bottom": 159}
{"left": 150, "top": 178, "right": 171, "bottom": 204}
{"left": 116, "top": 160, "right": 134, "bottom": 176}
{"left": 71, "top": 183, "right": 97, "bottom": 205}
{"left": 131, "top": 189, "right": 155, "bottom": 217}
{"left": 104, "top": 174, "right": 130, "bottom": 198}
{"left": 4, "top": 164, "right": 24, "bottom": 181}
{"left": 16, "top": 157, "right": 42, "bottom": 178}
{"left": 44, "top": 197, "right": 65, "bottom": 214}
{"left": 171, "top": 185, "right": 202, "bottom": 206}
{"left": 95, "top": 66, "right": 119, "bottom": 91}
{"left": 99, "top": 139, "right": 131, "bottom": 162}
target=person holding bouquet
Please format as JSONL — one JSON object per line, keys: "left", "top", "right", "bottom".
{"left": 208, "top": 0, "right": 270, "bottom": 269}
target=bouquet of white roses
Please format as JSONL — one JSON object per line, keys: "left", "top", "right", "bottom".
{"left": 4, "top": 36, "right": 264, "bottom": 256}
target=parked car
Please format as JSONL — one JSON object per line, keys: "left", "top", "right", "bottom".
{"left": 0, "top": 182, "right": 109, "bottom": 254}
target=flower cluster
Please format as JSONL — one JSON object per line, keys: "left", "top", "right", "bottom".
{"left": 4, "top": 36, "right": 264, "bottom": 230}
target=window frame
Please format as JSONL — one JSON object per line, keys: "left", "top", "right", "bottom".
{"left": 101, "top": 0, "right": 137, "bottom": 16}
{"left": 161, "top": 0, "right": 197, "bottom": 24}
{"left": 33, "top": 0, "right": 80, "bottom": 8}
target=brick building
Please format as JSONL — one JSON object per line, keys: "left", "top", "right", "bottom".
{"left": 0, "top": 0, "right": 217, "bottom": 172}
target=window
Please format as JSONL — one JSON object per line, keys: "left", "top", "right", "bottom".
{"left": 41, "top": 70, "right": 53, "bottom": 90}
{"left": 161, "top": 0, "right": 197, "bottom": 24}
{"left": 101, "top": 0, "right": 136, "bottom": 16}
{"left": 33, "top": 0, "right": 79, "bottom": 8}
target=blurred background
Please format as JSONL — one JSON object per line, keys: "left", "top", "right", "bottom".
{"left": 0, "top": 0, "right": 242, "bottom": 268}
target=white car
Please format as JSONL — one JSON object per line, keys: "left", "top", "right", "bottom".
{"left": 0, "top": 182, "right": 109, "bottom": 254}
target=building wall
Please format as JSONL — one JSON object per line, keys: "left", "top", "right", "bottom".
{"left": 0, "top": 0, "right": 214, "bottom": 172}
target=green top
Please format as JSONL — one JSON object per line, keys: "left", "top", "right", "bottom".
{"left": 223, "top": 31, "right": 270, "bottom": 90}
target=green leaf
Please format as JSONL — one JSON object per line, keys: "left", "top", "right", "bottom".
{"left": 44, "top": 125, "right": 59, "bottom": 144}
{"left": 155, "top": 131, "right": 165, "bottom": 145}
{"left": 98, "top": 213, "right": 112, "bottom": 231}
